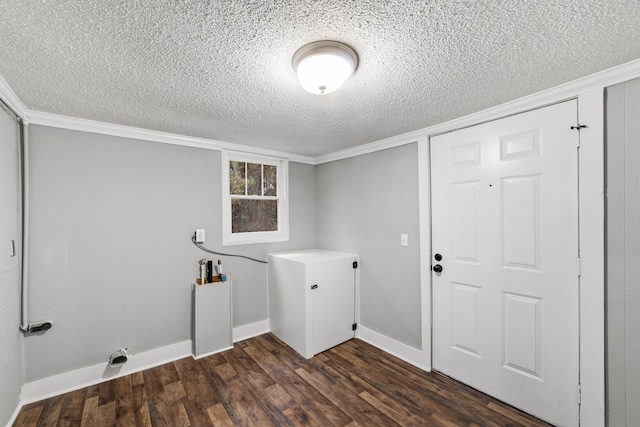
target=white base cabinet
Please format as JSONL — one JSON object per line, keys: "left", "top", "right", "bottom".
{"left": 268, "top": 250, "right": 358, "bottom": 359}
{"left": 192, "top": 279, "right": 232, "bottom": 359}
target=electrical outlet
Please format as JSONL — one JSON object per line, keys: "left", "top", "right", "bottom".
{"left": 400, "top": 234, "right": 408, "bottom": 247}
{"left": 195, "top": 229, "right": 205, "bottom": 243}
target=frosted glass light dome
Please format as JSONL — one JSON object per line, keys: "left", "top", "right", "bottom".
{"left": 292, "top": 41, "right": 358, "bottom": 95}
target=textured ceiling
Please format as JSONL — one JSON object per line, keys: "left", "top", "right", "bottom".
{"left": 1, "top": 1, "right": 639, "bottom": 157}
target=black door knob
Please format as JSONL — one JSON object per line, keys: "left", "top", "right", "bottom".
{"left": 433, "top": 264, "right": 443, "bottom": 273}
{"left": 435, "top": 253, "right": 442, "bottom": 261}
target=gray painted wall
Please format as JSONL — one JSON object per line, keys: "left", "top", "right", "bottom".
{"left": 606, "top": 78, "right": 640, "bottom": 426}
{"left": 315, "top": 144, "right": 422, "bottom": 349}
{"left": 25, "top": 125, "right": 315, "bottom": 381}
{"left": 0, "top": 105, "right": 23, "bottom": 426}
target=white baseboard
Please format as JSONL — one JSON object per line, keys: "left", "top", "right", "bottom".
{"left": 191, "top": 345, "right": 234, "bottom": 360}
{"left": 18, "top": 320, "right": 272, "bottom": 406}
{"left": 233, "top": 319, "right": 270, "bottom": 342}
{"left": 20, "top": 340, "right": 192, "bottom": 404}
{"left": 7, "top": 401, "right": 24, "bottom": 427}
{"left": 17, "top": 322, "right": 419, "bottom": 408}
{"left": 356, "top": 325, "right": 427, "bottom": 371}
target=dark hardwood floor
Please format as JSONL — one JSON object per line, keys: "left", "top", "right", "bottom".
{"left": 13, "top": 333, "right": 551, "bottom": 426}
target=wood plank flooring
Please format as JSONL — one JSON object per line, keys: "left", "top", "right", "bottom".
{"left": 13, "top": 333, "right": 551, "bottom": 426}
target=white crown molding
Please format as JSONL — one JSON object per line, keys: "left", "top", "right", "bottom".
{"left": 314, "top": 57, "right": 640, "bottom": 164}
{"left": 0, "top": 75, "right": 29, "bottom": 120}
{"left": 26, "top": 109, "right": 316, "bottom": 164}
{"left": 4, "top": 57, "right": 640, "bottom": 165}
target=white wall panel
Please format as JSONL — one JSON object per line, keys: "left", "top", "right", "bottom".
{"left": 606, "top": 77, "right": 640, "bottom": 426}
{"left": 0, "top": 104, "right": 22, "bottom": 427}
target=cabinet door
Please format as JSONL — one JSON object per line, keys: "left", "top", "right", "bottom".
{"left": 311, "top": 257, "right": 355, "bottom": 355}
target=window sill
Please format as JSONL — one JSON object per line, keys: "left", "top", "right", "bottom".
{"left": 222, "top": 233, "right": 289, "bottom": 246}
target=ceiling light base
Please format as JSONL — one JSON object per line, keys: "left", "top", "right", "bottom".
{"left": 292, "top": 40, "right": 358, "bottom": 95}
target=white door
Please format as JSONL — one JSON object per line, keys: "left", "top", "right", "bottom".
{"left": 431, "top": 100, "right": 579, "bottom": 426}
{"left": 311, "top": 257, "right": 355, "bottom": 355}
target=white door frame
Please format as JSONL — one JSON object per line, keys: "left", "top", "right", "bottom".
{"left": 419, "top": 89, "right": 606, "bottom": 426}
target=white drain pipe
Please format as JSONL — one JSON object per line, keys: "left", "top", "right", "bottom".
{"left": 19, "top": 120, "right": 30, "bottom": 332}
{"left": 18, "top": 121, "right": 51, "bottom": 334}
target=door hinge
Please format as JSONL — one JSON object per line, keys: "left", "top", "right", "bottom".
{"left": 10, "top": 240, "right": 16, "bottom": 257}
{"left": 352, "top": 323, "right": 358, "bottom": 331}
{"left": 353, "top": 261, "right": 358, "bottom": 269}
{"left": 577, "top": 257, "right": 582, "bottom": 277}
{"left": 571, "top": 124, "right": 587, "bottom": 147}
{"left": 577, "top": 384, "right": 582, "bottom": 405}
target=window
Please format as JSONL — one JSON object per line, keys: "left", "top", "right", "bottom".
{"left": 222, "top": 151, "right": 288, "bottom": 245}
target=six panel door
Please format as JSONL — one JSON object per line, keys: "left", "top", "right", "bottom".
{"left": 431, "top": 100, "right": 580, "bottom": 426}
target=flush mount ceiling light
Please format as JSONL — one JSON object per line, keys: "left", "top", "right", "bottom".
{"left": 292, "top": 40, "right": 358, "bottom": 95}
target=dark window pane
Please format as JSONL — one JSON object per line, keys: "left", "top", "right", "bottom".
{"left": 247, "top": 163, "right": 262, "bottom": 196}
{"left": 232, "top": 199, "right": 278, "bottom": 233}
{"left": 263, "top": 165, "right": 277, "bottom": 196}
{"left": 229, "top": 161, "right": 246, "bottom": 195}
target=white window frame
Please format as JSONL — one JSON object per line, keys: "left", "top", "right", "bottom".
{"left": 222, "top": 150, "right": 289, "bottom": 246}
